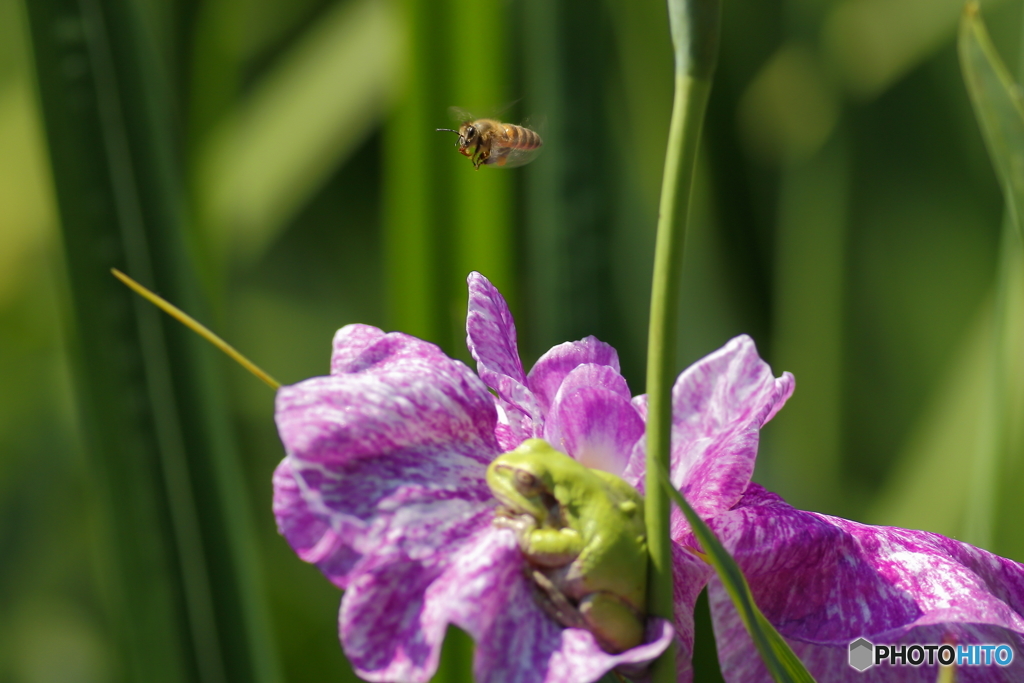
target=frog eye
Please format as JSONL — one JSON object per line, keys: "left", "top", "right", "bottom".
{"left": 514, "top": 469, "right": 539, "bottom": 494}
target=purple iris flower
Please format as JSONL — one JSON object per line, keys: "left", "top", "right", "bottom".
{"left": 273, "top": 272, "right": 1024, "bottom": 682}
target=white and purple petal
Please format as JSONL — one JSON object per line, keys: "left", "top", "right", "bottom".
{"left": 454, "top": 529, "right": 674, "bottom": 683}
{"left": 466, "top": 272, "right": 636, "bottom": 458}
{"left": 668, "top": 335, "right": 794, "bottom": 524}
{"left": 272, "top": 460, "right": 360, "bottom": 588}
{"left": 278, "top": 332, "right": 498, "bottom": 466}
{"left": 526, "top": 337, "right": 621, "bottom": 413}
{"left": 275, "top": 327, "right": 500, "bottom": 582}
{"left": 422, "top": 526, "right": 668, "bottom": 683}
{"left": 339, "top": 520, "right": 499, "bottom": 682}
{"left": 330, "top": 323, "right": 388, "bottom": 374}
{"left": 466, "top": 273, "right": 527, "bottom": 389}
{"left": 705, "top": 484, "right": 1024, "bottom": 682}
{"left": 542, "top": 365, "right": 643, "bottom": 476}
{"left": 342, "top": 523, "right": 674, "bottom": 683}
{"left": 466, "top": 273, "right": 541, "bottom": 442}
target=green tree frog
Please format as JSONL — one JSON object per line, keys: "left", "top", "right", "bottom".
{"left": 486, "top": 438, "right": 648, "bottom": 653}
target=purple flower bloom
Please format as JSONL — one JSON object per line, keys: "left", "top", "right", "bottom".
{"left": 273, "top": 273, "right": 1024, "bottom": 682}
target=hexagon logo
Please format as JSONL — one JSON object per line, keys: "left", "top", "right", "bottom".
{"left": 849, "top": 638, "right": 874, "bottom": 672}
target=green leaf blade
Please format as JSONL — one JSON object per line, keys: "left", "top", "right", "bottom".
{"left": 959, "top": 2, "right": 1024, "bottom": 240}
{"left": 657, "top": 466, "right": 817, "bottom": 683}
{"left": 957, "top": 1, "right": 1024, "bottom": 560}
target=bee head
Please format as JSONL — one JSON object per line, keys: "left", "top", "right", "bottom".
{"left": 436, "top": 122, "right": 485, "bottom": 167}
{"left": 436, "top": 127, "right": 464, "bottom": 147}
{"left": 437, "top": 126, "right": 476, "bottom": 153}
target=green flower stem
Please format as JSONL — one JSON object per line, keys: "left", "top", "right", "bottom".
{"left": 644, "top": 71, "right": 712, "bottom": 683}
{"left": 645, "top": 2, "right": 720, "bottom": 681}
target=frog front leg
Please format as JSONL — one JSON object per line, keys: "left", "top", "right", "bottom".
{"left": 493, "top": 511, "right": 583, "bottom": 567}
{"left": 518, "top": 526, "right": 584, "bottom": 568}
{"left": 492, "top": 510, "right": 536, "bottom": 537}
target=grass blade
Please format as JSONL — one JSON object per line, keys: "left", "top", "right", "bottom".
{"left": 24, "top": 0, "right": 280, "bottom": 681}
{"left": 958, "top": 2, "right": 1024, "bottom": 555}
{"left": 382, "top": 0, "right": 447, "bottom": 346}
{"left": 196, "top": 0, "right": 400, "bottom": 264}
{"left": 959, "top": 2, "right": 1024, "bottom": 239}
{"left": 446, "top": 0, "right": 513, "bottom": 351}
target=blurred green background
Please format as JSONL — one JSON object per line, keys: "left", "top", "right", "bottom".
{"left": 2, "top": 0, "right": 1024, "bottom": 680}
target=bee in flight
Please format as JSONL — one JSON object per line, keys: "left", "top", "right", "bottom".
{"left": 437, "top": 108, "right": 542, "bottom": 170}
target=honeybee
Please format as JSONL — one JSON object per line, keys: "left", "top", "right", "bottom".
{"left": 437, "top": 108, "right": 542, "bottom": 170}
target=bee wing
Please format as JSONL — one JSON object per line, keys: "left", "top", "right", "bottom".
{"left": 448, "top": 106, "right": 475, "bottom": 123}
{"left": 487, "top": 144, "right": 542, "bottom": 168}
{"left": 519, "top": 115, "right": 547, "bottom": 139}
{"left": 491, "top": 98, "right": 522, "bottom": 117}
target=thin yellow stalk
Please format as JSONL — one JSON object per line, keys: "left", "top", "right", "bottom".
{"left": 112, "top": 269, "right": 280, "bottom": 390}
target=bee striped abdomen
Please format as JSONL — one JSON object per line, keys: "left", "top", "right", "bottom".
{"left": 502, "top": 124, "right": 542, "bottom": 149}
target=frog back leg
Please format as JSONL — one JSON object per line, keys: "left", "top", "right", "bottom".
{"left": 563, "top": 528, "right": 648, "bottom": 611}
{"left": 579, "top": 592, "right": 645, "bottom": 653}
{"left": 560, "top": 474, "right": 648, "bottom": 612}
